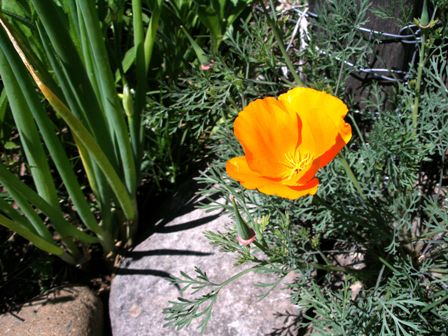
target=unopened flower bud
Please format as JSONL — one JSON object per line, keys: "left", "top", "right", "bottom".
{"left": 230, "top": 196, "right": 256, "bottom": 246}
{"left": 122, "top": 84, "right": 134, "bottom": 118}
{"left": 199, "top": 63, "right": 213, "bottom": 71}
{"left": 237, "top": 233, "right": 256, "bottom": 246}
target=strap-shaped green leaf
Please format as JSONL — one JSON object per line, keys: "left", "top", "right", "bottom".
{"left": 0, "top": 164, "right": 99, "bottom": 244}
{"left": 77, "top": 1, "right": 137, "bottom": 196}
{"left": 0, "top": 175, "right": 52, "bottom": 241}
{"left": 0, "top": 42, "right": 60, "bottom": 209}
{"left": 0, "top": 27, "right": 113, "bottom": 250}
{"left": 0, "top": 213, "right": 64, "bottom": 256}
{"left": 0, "top": 17, "right": 136, "bottom": 222}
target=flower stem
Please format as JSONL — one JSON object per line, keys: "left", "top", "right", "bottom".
{"left": 217, "top": 265, "right": 259, "bottom": 289}
{"left": 339, "top": 153, "right": 366, "bottom": 201}
{"left": 412, "top": 0, "right": 430, "bottom": 136}
{"left": 412, "top": 33, "right": 426, "bottom": 136}
{"left": 264, "top": 2, "right": 305, "bottom": 87}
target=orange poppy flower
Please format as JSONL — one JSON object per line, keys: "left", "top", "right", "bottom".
{"left": 226, "top": 87, "right": 352, "bottom": 199}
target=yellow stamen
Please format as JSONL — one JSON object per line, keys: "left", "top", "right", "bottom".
{"left": 281, "top": 151, "right": 314, "bottom": 180}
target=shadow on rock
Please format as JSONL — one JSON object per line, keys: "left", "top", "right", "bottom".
{"left": 268, "top": 311, "right": 301, "bottom": 336}
{"left": 123, "top": 249, "right": 213, "bottom": 259}
{"left": 153, "top": 213, "right": 221, "bottom": 234}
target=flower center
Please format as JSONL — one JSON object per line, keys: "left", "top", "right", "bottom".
{"left": 281, "top": 151, "right": 314, "bottom": 180}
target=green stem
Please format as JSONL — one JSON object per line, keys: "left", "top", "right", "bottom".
{"left": 253, "top": 239, "right": 269, "bottom": 253}
{"left": 412, "top": 33, "right": 426, "bottom": 136}
{"left": 264, "top": 3, "right": 305, "bottom": 87}
{"left": 216, "top": 265, "right": 258, "bottom": 288}
{"left": 348, "top": 114, "right": 365, "bottom": 145}
{"left": 339, "top": 153, "right": 366, "bottom": 201}
{"left": 334, "top": 60, "right": 345, "bottom": 96}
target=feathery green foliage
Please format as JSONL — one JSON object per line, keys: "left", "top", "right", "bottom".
{"left": 164, "top": 1, "right": 448, "bottom": 334}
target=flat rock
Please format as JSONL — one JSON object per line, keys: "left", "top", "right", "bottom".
{"left": 0, "top": 286, "right": 103, "bottom": 336}
{"left": 109, "top": 184, "right": 298, "bottom": 336}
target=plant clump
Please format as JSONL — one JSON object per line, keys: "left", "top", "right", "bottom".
{"left": 164, "top": 1, "right": 448, "bottom": 334}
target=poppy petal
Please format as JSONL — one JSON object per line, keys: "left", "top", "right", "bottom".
{"left": 279, "top": 87, "right": 351, "bottom": 158}
{"left": 319, "top": 124, "right": 352, "bottom": 168}
{"left": 234, "top": 97, "right": 300, "bottom": 178}
{"left": 226, "top": 156, "right": 279, "bottom": 189}
{"left": 226, "top": 157, "right": 319, "bottom": 199}
{"left": 258, "top": 177, "right": 319, "bottom": 200}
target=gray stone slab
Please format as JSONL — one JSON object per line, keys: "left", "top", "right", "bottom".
{"left": 0, "top": 286, "right": 103, "bottom": 336}
{"left": 109, "top": 189, "right": 298, "bottom": 336}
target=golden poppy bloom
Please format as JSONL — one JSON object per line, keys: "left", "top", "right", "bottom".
{"left": 226, "top": 87, "right": 352, "bottom": 199}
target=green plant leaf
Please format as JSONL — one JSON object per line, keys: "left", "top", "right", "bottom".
{"left": 0, "top": 213, "right": 65, "bottom": 256}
